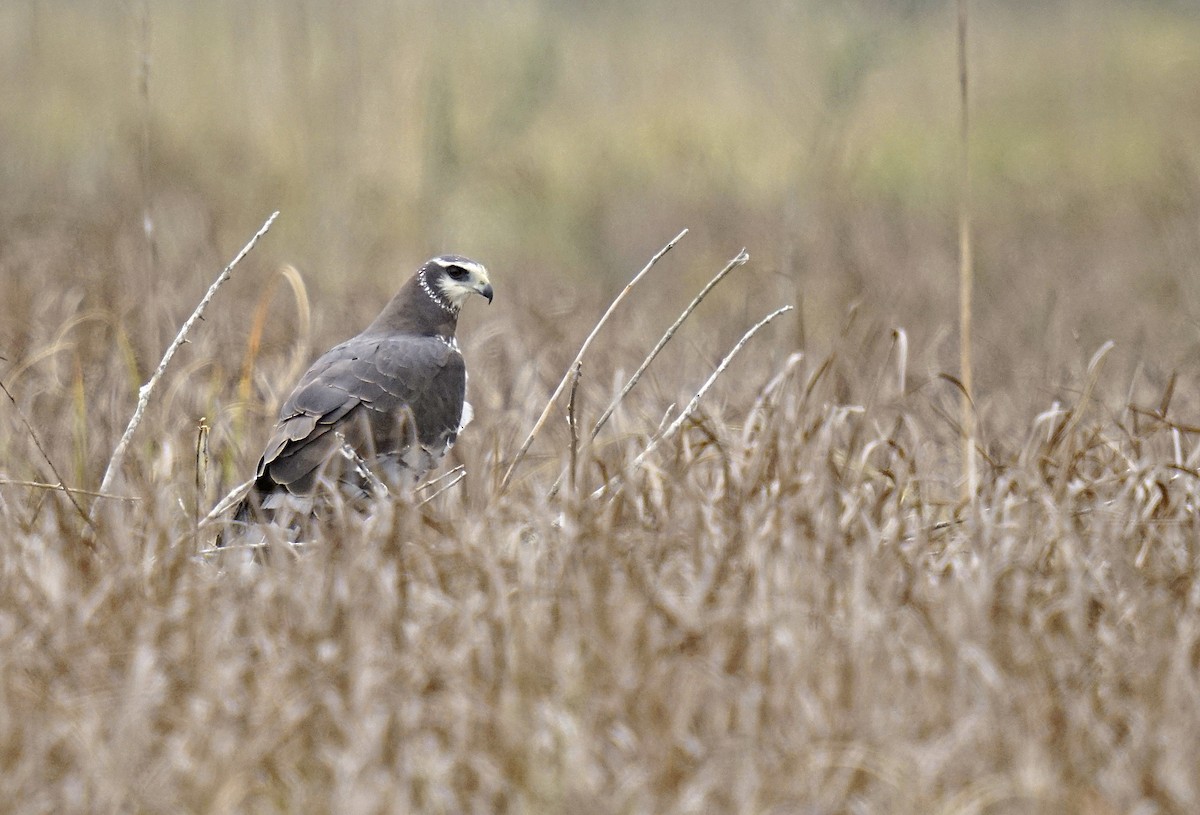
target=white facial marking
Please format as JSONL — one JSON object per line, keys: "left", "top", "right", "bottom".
{"left": 420, "top": 268, "right": 456, "bottom": 315}
{"left": 428, "top": 256, "right": 491, "bottom": 311}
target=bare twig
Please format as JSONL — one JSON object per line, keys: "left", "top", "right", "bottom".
{"left": 498, "top": 229, "right": 688, "bottom": 493}
{"left": 590, "top": 248, "right": 749, "bottom": 441}
{"left": 0, "top": 378, "right": 96, "bottom": 535}
{"left": 98, "top": 211, "right": 279, "bottom": 499}
{"left": 337, "top": 434, "right": 389, "bottom": 499}
{"left": 636, "top": 306, "right": 794, "bottom": 469}
{"left": 417, "top": 470, "right": 467, "bottom": 507}
{"left": 593, "top": 305, "right": 793, "bottom": 499}
{"left": 548, "top": 247, "right": 750, "bottom": 498}
{"left": 199, "top": 478, "right": 255, "bottom": 529}
{"left": 415, "top": 464, "right": 466, "bottom": 493}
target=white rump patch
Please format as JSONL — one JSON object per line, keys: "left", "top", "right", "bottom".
{"left": 261, "top": 490, "right": 316, "bottom": 516}
{"left": 459, "top": 401, "right": 474, "bottom": 432}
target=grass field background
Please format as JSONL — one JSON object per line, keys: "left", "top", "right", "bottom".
{"left": 2, "top": 1, "right": 1200, "bottom": 812}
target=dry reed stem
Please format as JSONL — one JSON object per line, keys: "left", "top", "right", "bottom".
{"left": 548, "top": 248, "right": 750, "bottom": 498}
{"left": 957, "top": 0, "right": 976, "bottom": 501}
{"left": 333, "top": 435, "right": 390, "bottom": 502}
{"left": 594, "top": 304, "right": 793, "bottom": 498}
{"left": 893, "top": 327, "right": 908, "bottom": 396}
{"left": 499, "top": 228, "right": 688, "bottom": 493}
{"left": 566, "top": 361, "right": 583, "bottom": 495}
{"left": 1057, "top": 340, "right": 1115, "bottom": 445}
{"left": 98, "top": 211, "right": 279, "bottom": 500}
{"left": 0, "top": 480, "right": 137, "bottom": 501}
{"left": 194, "top": 417, "right": 209, "bottom": 531}
{"left": 739, "top": 350, "right": 805, "bottom": 450}
{"left": 589, "top": 248, "right": 749, "bottom": 440}
{"left": 415, "top": 464, "right": 466, "bottom": 493}
{"left": 237, "top": 264, "right": 311, "bottom": 420}
{"left": 198, "top": 478, "right": 255, "bottom": 529}
{"left": 137, "top": 0, "right": 156, "bottom": 279}
{"left": 0, "top": 378, "right": 95, "bottom": 533}
{"left": 417, "top": 470, "right": 467, "bottom": 507}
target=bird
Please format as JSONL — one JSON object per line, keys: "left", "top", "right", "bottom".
{"left": 228, "top": 254, "right": 493, "bottom": 533}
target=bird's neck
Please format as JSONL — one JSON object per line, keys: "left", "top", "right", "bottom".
{"left": 364, "top": 275, "right": 459, "bottom": 338}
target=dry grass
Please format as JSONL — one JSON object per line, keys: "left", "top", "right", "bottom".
{"left": 3, "top": 1, "right": 1200, "bottom": 813}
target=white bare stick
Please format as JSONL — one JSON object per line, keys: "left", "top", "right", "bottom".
{"left": 198, "top": 478, "right": 255, "bottom": 528}
{"left": 548, "top": 248, "right": 750, "bottom": 498}
{"left": 592, "top": 305, "right": 793, "bottom": 499}
{"left": 417, "top": 470, "right": 467, "bottom": 507}
{"left": 631, "top": 305, "right": 794, "bottom": 470}
{"left": 337, "top": 434, "right": 389, "bottom": 499}
{"left": 499, "top": 228, "right": 688, "bottom": 492}
{"left": 98, "top": 211, "right": 279, "bottom": 499}
{"left": 590, "top": 248, "right": 748, "bottom": 441}
{"left": 415, "top": 464, "right": 466, "bottom": 493}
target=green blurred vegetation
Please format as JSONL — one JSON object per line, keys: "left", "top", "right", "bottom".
{"left": 1, "top": 0, "right": 1199, "bottom": 383}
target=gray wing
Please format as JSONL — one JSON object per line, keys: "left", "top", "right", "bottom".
{"left": 254, "top": 333, "right": 466, "bottom": 495}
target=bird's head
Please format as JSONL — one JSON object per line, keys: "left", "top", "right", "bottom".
{"left": 420, "top": 255, "right": 493, "bottom": 314}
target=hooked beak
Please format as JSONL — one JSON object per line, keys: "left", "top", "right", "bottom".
{"left": 479, "top": 282, "right": 494, "bottom": 304}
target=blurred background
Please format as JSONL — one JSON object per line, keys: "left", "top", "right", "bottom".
{"left": 1, "top": 0, "right": 1199, "bottom": 475}
{"left": 6, "top": 5, "right": 1200, "bottom": 809}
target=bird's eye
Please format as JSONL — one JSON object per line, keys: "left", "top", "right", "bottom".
{"left": 448, "top": 265, "right": 469, "bottom": 281}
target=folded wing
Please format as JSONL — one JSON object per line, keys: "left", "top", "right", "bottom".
{"left": 255, "top": 334, "right": 466, "bottom": 496}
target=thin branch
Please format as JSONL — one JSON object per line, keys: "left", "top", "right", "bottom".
{"left": 593, "top": 305, "right": 793, "bottom": 499}
{"left": 337, "top": 434, "right": 388, "bottom": 499}
{"left": 415, "top": 464, "right": 466, "bottom": 493}
{"left": 591, "top": 249, "right": 749, "bottom": 440}
{"left": 636, "top": 306, "right": 794, "bottom": 469}
{"left": 0, "top": 378, "right": 96, "bottom": 535}
{"left": 417, "top": 470, "right": 467, "bottom": 507}
{"left": 548, "top": 247, "right": 750, "bottom": 498}
{"left": 199, "top": 479, "right": 255, "bottom": 529}
{"left": 98, "top": 211, "right": 279, "bottom": 499}
{"left": 499, "top": 228, "right": 688, "bottom": 493}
